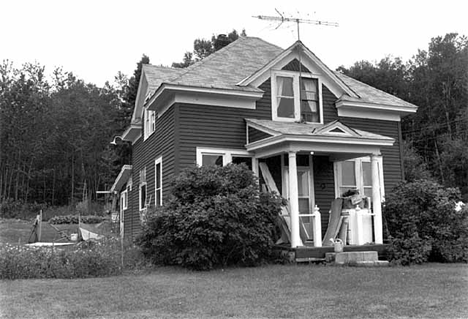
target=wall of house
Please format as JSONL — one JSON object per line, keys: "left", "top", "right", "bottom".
{"left": 126, "top": 106, "right": 177, "bottom": 239}
{"left": 176, "top": 80, "right": 273, "bottom": 169}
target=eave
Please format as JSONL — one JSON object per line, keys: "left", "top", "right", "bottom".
{"left": 110, "top": 165, "right": 132, "bottom": 193}
{"left": 246, "top": 134, "right": 394, "bottom": 159}
{"left": 121, "top": 122, "right": 142, "bottom": 144}
{"left": 336, "top": 99, "right": 418, "bottom": 121}
{"left": 146, "top": 83, "right": 264, "bottom": 113}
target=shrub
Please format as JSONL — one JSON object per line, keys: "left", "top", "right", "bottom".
{"left": 136, "top": 164, "right": 282, "bottom": 270}
{"left": 0, "top": 199, "right": 46, "bottom": 220}
{"left": 48, "top": 215, "right": 106, "bottom": 224}
{"left": 0, "top": 238, "right": 146, "bottom": 279}
{"left": 384, "top": 180, "right": 468, "bottom": 265}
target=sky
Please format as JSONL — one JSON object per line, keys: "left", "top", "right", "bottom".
{"left": 1, "top": 0, "right": 466, "bottom": 87}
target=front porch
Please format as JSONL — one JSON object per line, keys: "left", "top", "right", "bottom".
{"left": 246, "top": 120, "right": 394, "bottom": 252}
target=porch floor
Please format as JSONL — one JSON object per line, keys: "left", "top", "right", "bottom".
{"left": 274, "top": 243, "right": 389, "bottom": 262}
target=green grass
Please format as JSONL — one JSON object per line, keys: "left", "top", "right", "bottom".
{"left": 0, "top": 219, "right": 33, "bottom": 245}
{"left": 1, "top": 264, "right": 467, "bottom": 319}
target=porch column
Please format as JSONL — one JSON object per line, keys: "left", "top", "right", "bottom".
{"left": 371, "top": 154, "right": 383, "bottom": 244}
{"left": 288, "top": 151, "right": 303, "bottom": 248}
{"left": 252, "top": 157, "right": 259, "bottom": 177}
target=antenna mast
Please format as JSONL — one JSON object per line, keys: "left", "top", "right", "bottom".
{"left": 253, "top": 8, "right": 338, "bottom": 41}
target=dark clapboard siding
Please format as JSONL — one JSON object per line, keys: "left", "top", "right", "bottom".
{"left": 313, "top": 155, "right": 336, "bottom": 235}
{"left": 177, "top": 80, "right": 272, "bottom": 169}
{"left": 126, "top": 106, "right": 176, "bottom": 239}
{"left": 248, "top": 126, "right": 273, "bottom": 143}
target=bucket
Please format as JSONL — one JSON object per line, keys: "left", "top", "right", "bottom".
{"left": 333, "top": 238, "right": 344, "bottom": 253}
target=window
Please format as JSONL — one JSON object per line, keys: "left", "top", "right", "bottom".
{"left": 272, "top": 71, "right": 322, "bottom": 123}
{"left": 196, "top": 148, "right": 252, "bottom": 169}
{"left": 334, "top": 157, "right": 384, "bottom": 200}
{"left": 155, "top": 157, "right": 162, "bottom": 207}
{"left": 144, "top": 108, "right": 156, "bottom": 139}
{"left": 139, "top": 167, "right": 147, "bottom": 211}
{"left": 120, "top": 189, "right": 128, "bottom": 211}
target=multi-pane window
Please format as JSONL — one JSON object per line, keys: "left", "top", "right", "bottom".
{"left": 197, "top": 148, "right": 253, "bottom": 169}
{"left": 300, "top": 78, "right": 320, "bottom": 123}
{"left": 335, "top": 157, "right": 384, "bottom": 200}
{"left": 155, "top": 157, "right": 162, "bottom": 207}
{"left": 144, "top": 109, "right": 156, "bottom": 139}
{"left": 139, "top": 167, "right": 147, "bottom": 211}
{"left": 276, "top": 76, "right": 295, "bottom": 118}
{"left": 272, "top": 71, "right": 322, "bottom": 123}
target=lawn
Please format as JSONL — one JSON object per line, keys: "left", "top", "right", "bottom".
{"left": 1, "top": 263, "right": 467, "bottom": 319}
{"left": 0, "top": 219, "right": 33, "bottom": 245}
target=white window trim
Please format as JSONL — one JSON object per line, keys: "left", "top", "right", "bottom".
{"left": 120, "top": 189, "right": 128, "bottom": 210}
{"left": 271, "top": 70, "right": 323, "bottom": 123}
{"left": 196, "top": 147, "right": 252, "bottom": 166}
{"left": 144, "top": 108, "right": 156, "bottom": 140}
{"left": 155, "top": 156, "right": 163, "bottom": 207}
{"left": 334, "top": 156, "right": 385, "bottom": 200}
{"left": 139, "top": 167, "right": 147, "bottom": 211}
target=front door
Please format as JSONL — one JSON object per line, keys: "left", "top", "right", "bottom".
{"left": 284, "top": 166, "right": 315, "bottom": 240}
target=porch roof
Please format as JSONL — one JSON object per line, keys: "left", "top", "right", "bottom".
{"left": 245, "top": 119, "right": 395, "bottom": 158}
{"left": 110, "top": 165, "right": 132, "bottom": 193}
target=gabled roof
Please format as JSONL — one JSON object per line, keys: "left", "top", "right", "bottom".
{"left": 142, "top": 37, "right": 417, "bottom": 110}
{"left": 166, "top": 37, "right": 283, "bottom": 92}
{"left": 143, "top": 64, "right": 184, "bottom": 93}
{"left": 124, "top": 36, "right": 418, "bottom": 143}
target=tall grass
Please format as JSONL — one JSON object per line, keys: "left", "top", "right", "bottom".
{"left": 0, "top": 238, "right": 146, "bottom": 279}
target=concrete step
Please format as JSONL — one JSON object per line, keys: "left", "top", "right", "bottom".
{"left": 326, "top": 251, "right": 387, "bottom": 266}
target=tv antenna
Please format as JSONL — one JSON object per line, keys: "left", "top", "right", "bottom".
{"left": 253, "top": 9, "right": 339, "bottom": 41}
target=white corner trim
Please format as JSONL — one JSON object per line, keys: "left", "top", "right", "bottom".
{"left": 154, "top": 156, "right": 163, "bottom": 207}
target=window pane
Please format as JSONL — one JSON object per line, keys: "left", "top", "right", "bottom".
{"left": 297, "top": 171, "right": 309, "bottom": 197}
{"left": 300, "top": 78, "right": 319, "bottom": 123}
{"left": 140, "top": 185, "right": 147, "bottom": 208}
{"left": 341, "top": 161, "right": 356, "bottom": 186}
{"left": 156, "top": 189, "right": 161, "bottom": 207}
{"left": 301, "top": 78, "right": 318, "bottom": 93}
{"left": 364, "top": 187, "right": 372, "bottom": 198}
{"left": 277, "top": 97, "right": 295, "bottom": 118}
{"left": 362, "top": 162, "right": 371, "bottom": 186}
{"left": 156, "top": 163, "right": 161, "bottom": 188}
{"left": 232, "top": 156, "right": 252, "bottom": 170}
{"left": 299, "top": 198, "right": 309, "bottom": 214}
{"left": 278, "top": 76, "right": 293, "bottom": 97}
{"left": 202, "top": 154, "right": 223, "bottom": 167}
{"left": 300, "top": 101, "right": 319, "bottom": 122}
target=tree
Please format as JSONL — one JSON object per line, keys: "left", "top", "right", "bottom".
{"left": 172, "top": 29, "right": 246, "bottom": 68}
{"left": 338, "top": 33, "right": 468, "bottom": 199}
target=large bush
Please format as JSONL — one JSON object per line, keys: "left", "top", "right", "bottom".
{"left": 384, "top": 180, "right": 468, "bottom": 265}
{"left": 136, "top": 164, "right": 282, "bottom": 270}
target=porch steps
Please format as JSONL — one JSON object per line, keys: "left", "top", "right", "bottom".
{"left": 326, "top": 251, "right": 390, "bottom": 267}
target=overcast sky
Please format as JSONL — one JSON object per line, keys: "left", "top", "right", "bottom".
{"left": 1, "top": 0, "right": 466, "bottom": 87}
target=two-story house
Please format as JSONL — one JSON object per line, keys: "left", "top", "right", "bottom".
{"left": 111, "top": 37, "right": 418, "bottom": 251}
